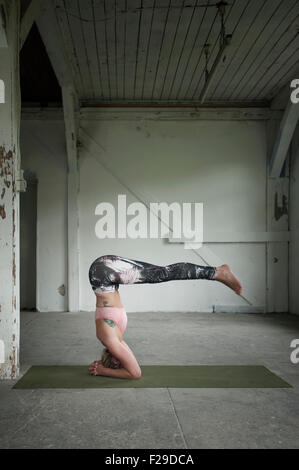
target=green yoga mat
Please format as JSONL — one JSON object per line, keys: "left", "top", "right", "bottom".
{"left": 13, "top": 365, "right": 291, "bottom": 389}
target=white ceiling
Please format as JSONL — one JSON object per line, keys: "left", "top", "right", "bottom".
{"left": 52, "top": 0, "right": 299, "bottom": 105}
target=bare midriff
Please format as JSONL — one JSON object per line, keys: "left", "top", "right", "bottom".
{"left": 96, "top": 317, "right": 124, "bottom": 342}
{"left": 95, "top": 291, "right": 125, "bottom": 342}
{"left": 95, "top": 290, "right": 124, "bottom": 308}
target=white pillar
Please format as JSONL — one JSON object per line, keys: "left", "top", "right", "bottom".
{"left": 0, "top": 0, "right": 21, "bottom": 379}
{"left": 62, "top": 86, "right": 80, "bottom": 312}
{"left": 266, "top": 116, "right": 289, "bottom": 313}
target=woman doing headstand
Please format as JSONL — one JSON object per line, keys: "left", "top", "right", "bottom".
{"left": 88, "top": 255, "right": 242, "bottom": 379}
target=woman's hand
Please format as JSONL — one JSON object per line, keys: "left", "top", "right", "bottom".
{"left": 89, "top": 360, "right": 105, "bottom": 376}
{"left": 88, "top": 340, "right": 142, "bottom": 380}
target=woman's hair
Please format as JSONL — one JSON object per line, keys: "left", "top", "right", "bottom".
{"left": 101, "top": 348, "right": 121, "bottom": 369}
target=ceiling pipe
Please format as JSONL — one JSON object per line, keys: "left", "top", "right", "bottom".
{"left": 199, "top": 1, "right": 232, "bottom": 104}
{"left": 199, "top": 34, "right": 232, "bottom": 104}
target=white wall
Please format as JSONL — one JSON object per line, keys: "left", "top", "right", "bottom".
{"left": 290, "top": 124, "right": 299, "bottom": 315}
{"left": 20, "top": 119, "right": 67, "bottom": 312}
{"left": 20, "top": 113, "right": 272, "bottom": 314}
{"left": 79, "top": 117, "right": 267, "bottom": 313}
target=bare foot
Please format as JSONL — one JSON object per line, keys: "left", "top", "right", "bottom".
{"left": 215, "top": 264, "right": 242, "bottom": 295}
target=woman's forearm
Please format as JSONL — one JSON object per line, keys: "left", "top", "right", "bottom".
{"left": 97, "top": 366, "right": 138, "bottom": 380}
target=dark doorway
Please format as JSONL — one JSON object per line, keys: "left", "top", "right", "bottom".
{"left": 20, "top": 173, "right": 38, "bottom": 310}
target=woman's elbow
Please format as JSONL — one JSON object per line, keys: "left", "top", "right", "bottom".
{"left": 130, "top": 368, "right": 142, "bottom": 380}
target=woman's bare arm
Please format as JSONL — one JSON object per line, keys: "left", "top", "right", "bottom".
{"left": 91, "top": 339, "right": 142, "bottom": 379}
{"left": 121, "top": 339, "right": 135, "bottom": 354}
{"left": 89, "top": 362, "right": 139, "bottom": 379}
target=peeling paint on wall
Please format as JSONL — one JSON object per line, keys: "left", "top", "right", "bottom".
{"left": 58, "top": 284, "right": 66, "bottom": 296}
{"left": 0, "top": 146, "right": 14, "bottom": 222}
{"left": 9, "top": 346, "right": 16, "bottom": 377}
{"left": 12, "top": 252, "right": 16, "bottom": 285}
{"left": 0, "top": 204, "right": 6, "bottom": 219}
{"left": 12, "top": 207, "right": 15, "bottom": 237}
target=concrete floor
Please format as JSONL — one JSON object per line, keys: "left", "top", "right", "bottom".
{"left": 0, "top": 310, "right": 299, "bottom": 449}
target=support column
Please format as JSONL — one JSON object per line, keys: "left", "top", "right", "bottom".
{"left": 266, "top": 116, "right": 289, "bottom": 313}
{"left": 62, "top": 86, "right": 79, "bottom": 312}
{"left": 0, "top": 0, "right": 21, "bottom": 378}
{"left": 37, "top": 1, "right": 80, "bottom": 312}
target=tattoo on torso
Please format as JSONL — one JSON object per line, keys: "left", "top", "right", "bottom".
{"left": 104, "top": 319, "right": 115, "bottom": 328}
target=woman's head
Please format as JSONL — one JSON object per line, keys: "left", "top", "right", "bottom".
{"left": 101, "top": 348, "right": 121, "bottom": 369}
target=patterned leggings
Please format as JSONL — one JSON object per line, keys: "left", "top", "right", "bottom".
{"left": 89, "top": 254, "right": 216, "bottom": 295}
